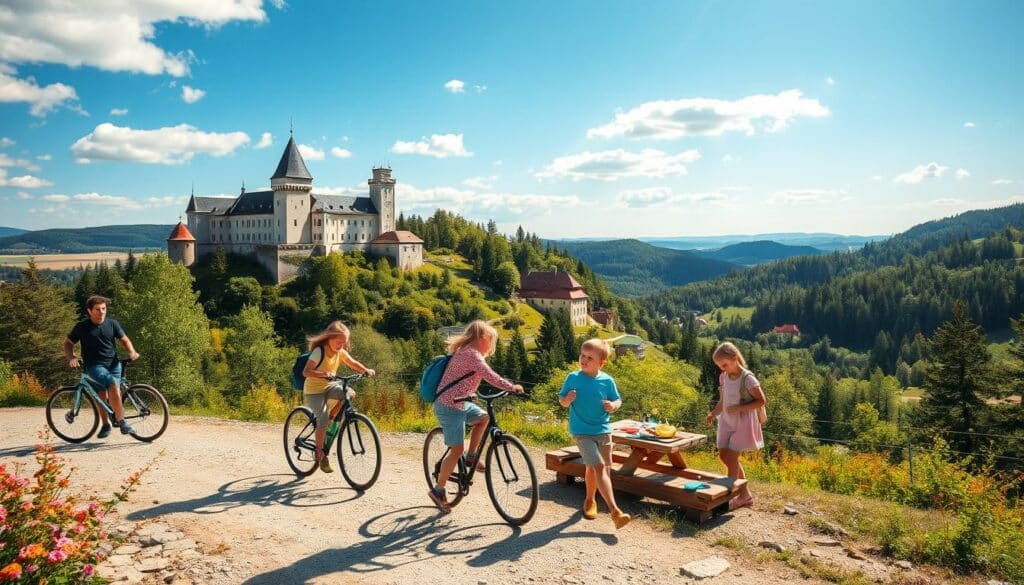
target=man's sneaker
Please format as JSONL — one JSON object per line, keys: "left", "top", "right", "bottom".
{"left": 117, "top": 420, "right": 135, "bottom": 435}
{"left": 97, "top": 424, "right": 112, "bottom": 439}
{"left": 319, "top": 457, "right": 334, "bottom": 473}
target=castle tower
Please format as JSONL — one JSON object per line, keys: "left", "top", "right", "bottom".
{"left": 368, "top": 166, "right": 396, "bottom": 235}
{"left": 271, "top": 135, "right": 313, "bottom": 244}
{"left": 166, "top": 221, "right": 196, "bottom": 267}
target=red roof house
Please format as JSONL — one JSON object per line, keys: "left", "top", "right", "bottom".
{"left": 772, "top": 324, "right": 801, "bottom": 335}
{"left": 519, "top": 270, "right": 589, "bottom": 301}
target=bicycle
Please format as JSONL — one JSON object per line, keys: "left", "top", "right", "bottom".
{"left": 422, "top": 388, "right": 539, "bottom": 525}
{"left": 283, "top": 373, "right": 383, "bottom": 491}
{"left": 46, "top": 357, "right": 170, "bottom": 443}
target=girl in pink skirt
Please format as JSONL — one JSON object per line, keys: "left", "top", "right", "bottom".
{"left": 705, "top": 342, "right": 765, "bottom": 510}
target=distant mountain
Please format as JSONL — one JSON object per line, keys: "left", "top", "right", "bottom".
{"left": 551, "top": 239, "right": 737, "bottom": 296}
{"left": 695, "top": 240, "right": 825, "bottom": 266}
{"left": 0, "top": 224, "right": 174, "bottom": 253}
{"left": 640, "top": 232, "right": 883, "bottom": 252}
{"left": 0, "top": 227, "right": 28, "bottom": 238}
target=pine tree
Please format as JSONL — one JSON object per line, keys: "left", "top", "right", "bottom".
{"left": 212, "top": 244, "right": 228, "bottom": 278}
{"left": 124, "top": 250, "right": 137, "bottom": 282}
{"left": 509, "top": 330, "right": 529, "bottom": 382}
{"left": 0, "top": 260, "right": 78, "bottom": 387}
{"left": 916, "top": 300, "right": 995, "bottom": 452}
{"left": 1009, "top": 314, "right": 1024, "bottom": 413}
{"left": 73, "top": 268, "right": 96, "bottom": 312}
{"left": 815, "top": 373, "right": 839, "bottom": 438}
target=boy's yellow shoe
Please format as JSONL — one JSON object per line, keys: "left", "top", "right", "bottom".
{"left": 319, "top": 457, "right": 334, "bottom": 473}
{"left": 582, "top": 499, "right": 598, "bottom": 520}
{"left": 612, "top": 510, "right": 631, "bottom": 529}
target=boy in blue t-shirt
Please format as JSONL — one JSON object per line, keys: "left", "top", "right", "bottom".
{"left": 558, "top": 338, "right": 631, "bottom": 529}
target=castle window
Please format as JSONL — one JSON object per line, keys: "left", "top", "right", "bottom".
{"left": 293, "top": 220, "right": 297, "bottom": 227}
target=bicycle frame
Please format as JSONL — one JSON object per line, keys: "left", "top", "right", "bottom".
{"left": 302, "top": 374, "right": 365, "bottom": 458}
{"left": 447, "top": 390, "right": 525, "bottom": 495}
{"left": 70, "top": 360, "right": 148, "bottom": 422}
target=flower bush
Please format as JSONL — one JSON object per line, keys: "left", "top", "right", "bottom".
{"left": 0, "top": 435, "right": 150, "bottom": 584}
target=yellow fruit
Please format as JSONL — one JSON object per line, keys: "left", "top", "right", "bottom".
{"left": 654, "top": 424, "right": 677, "bottom": 438}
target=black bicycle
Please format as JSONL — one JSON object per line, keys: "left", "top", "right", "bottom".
{"left": 46, "top": 357, "right": 170, "bottom": 443}
{"left": 283, "top": 373, "right": 382, "bottom": 490}
{"left": 422, "top": 388, "right": 539, "bottom": 525}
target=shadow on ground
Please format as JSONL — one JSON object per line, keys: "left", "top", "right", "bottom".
{"left": 126, "top": 474, "right": 363, "bottom": 520}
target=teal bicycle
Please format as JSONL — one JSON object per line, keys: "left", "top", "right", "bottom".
{"left": 45, "top": 358, "right": 170, "bottom": 443}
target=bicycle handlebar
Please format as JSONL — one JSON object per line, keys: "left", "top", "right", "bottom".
{"left": 325, "top": 372, "right": 366, "bottom": 383}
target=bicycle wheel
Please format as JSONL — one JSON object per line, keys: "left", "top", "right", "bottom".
{"left": 45, "top": 387, "right": 99, "bottom": 444}
{"left": 284, "top": 407, "right": 318, "bottom": 477}
{"left": 337, "top": 413, "right": 382, "bottom": 491}
{"left": 485, "top": 434, "right": 538, "bottom": 525}
{"left": 123, "top": 384, "right": 169, "bottom": 442}
{"left": 422, "top": 427, "right": 465, "bottom": 508}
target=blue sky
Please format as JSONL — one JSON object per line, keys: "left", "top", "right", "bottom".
{"left": 1, "top": 1, "right": 1021, "bottom": 237}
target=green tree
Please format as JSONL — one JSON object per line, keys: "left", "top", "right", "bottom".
{"left": 221, "top": 277, "right": 262, "bottom": 315}
{"left": 211, "top": 244, "right": 228, "bottom": 278}
{"left": 73, "top": 268, "right": 96, "bottom": 313}
{"left": 224, "top": 305, "right": 288, "bottom": 402}
{"left": 916, "top": 300, "right": 995, "bottom": 452}
{"left": 761, "top": 368, "right": 815, "bottom": 452}
{"left": 814, "top": 373, "right": 840, "bottom": 439}
{"left": 116, "top": 253, "right": 210, "bottom": 404}
{"left": 492, "top": 261, "right": 521, "bottom": 297}
{"left": 379, "top": 301, "right": 423, "bottom": 339}
{"left": 0, "top": 260, "right": 78, "bottom": 387}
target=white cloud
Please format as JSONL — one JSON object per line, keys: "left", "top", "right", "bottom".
{"left": 535, "top": 148, "right": 701, "bottom": 182}
{"left": 110, "top": 108, "right": 128, "bottom": 116}
{"left": 894, "top": 162, "right": 949, "bottom": 184}
{"left": 721, "top": 154, "right": 741, "bottom": 163}
{"left": 255, "top": 132, "right": 273, "bottom": 149}
{"left": 0, "top": 137, "right": 13, "bottom": 147}
{"left": 463, "top": 176, "right": 497, "bottom": 190}
{"left": 0, "top": 154, "right": 40, "bottom": 171}
{"left": 963, "top": 121, "right": 975, "bottom": 128}
{"left": 34, "top": 192, "right": 184, "bottom": 211}
{"left": 0, "top": 1, "right": 268, "bottom": 77}
{"left": 992, "top": 179, "right": 1014, "bottom": 185}
{"left": 36, "top": 154, "right": 51, "bottom": 161}
{"left": 71, "top": 123, "right": 250, "bottom": 164}
{"left": 15, "top": 192, "right": 32, "bottom": 200}
{"left": 955, "top": 168, "right": 970, "bottom": 180}
{"left": 826, "top": 76, "right": 835, "bottom": 86}
{"left": 391, "top": 133, "right": 472, "bottom": 158}
{"left": 297, "top": 144, "right": 324, "bottom": 160}
{"left": 0, "top": 71, "right": 80, "bottom": 116}
{"left": 396, "top": 183, "right": 581, "bottom": 216}
{"left": 474, "top": 84, "right": 487, "bottom": 93}
{"left": 769, "top": 188, "right": 846, "bottom": 205}
{"left": 181, "top": 86, "right": 205, "bottom": 104}
{"left": 0, "top": 169, "right": 52, "bottom": 188}
{"left": 330, "top": 147, "right": 352, "bottom": 159}
{"left": 586, "top": 89, "right": 829, "bottom": 140}
{"left": 444, "top": 79, "right": 465, "bottom": 93}
{"left": 617, "top": 187, "right": 728, "bottom": 208}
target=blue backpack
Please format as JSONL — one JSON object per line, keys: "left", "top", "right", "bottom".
{"left": 419, "top": 355, "right": 472, "bottom": 403}
{"left": 291, "top": 347, "right": 325, "bottom": 391}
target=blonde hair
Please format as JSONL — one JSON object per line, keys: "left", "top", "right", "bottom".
{"left": 307, "top": 321, "right": 350, "bottom": 352}
{"left": 448, "top": 320, "right": 498, "bottom": 357}
{"left": 712, "top": 341, "right": 748, "bottom": 368}
{"left": 581, "top": 338, "right": 611, "bottom": 361}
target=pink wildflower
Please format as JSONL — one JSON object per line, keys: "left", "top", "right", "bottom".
{"left": 82, "top": 564, "right": 94, "bottom": 577}
{"left": 47, "top": 549, "right": 68, "bottom": 563}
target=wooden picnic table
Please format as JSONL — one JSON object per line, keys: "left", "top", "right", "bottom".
{"left": 545, "top": 419, "right": 746, "bottom": 523}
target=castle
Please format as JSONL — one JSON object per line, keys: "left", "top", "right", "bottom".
{"left": 167, "top": 135, "right": 423, "bottom": 282}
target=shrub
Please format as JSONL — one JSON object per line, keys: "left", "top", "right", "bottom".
{"left": 237, "top": 382, "right": 289, "bottom": 422}
{"left": 0, "top": 371, "right": 48, "bottom": 407}
{"left": 0, "top": 437, "right": 151, "bottom": 584}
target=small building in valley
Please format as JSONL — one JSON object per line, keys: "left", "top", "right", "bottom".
{"left": 771, "top": 323, "right": 801, "bottom": 335}
{"left": 518, "top": 269, "right": 589, "bottom": 327}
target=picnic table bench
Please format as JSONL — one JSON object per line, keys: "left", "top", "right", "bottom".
{"left": 545, "top": 419, "right": 746, "bottom": 523}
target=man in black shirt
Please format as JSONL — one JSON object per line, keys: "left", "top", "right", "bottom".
{"left": 63, "top": 295, "right": 140, "bottom": 437}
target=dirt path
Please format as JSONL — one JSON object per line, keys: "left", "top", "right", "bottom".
{"left": 0, "top": 408, "right": 919, "bottom": 584}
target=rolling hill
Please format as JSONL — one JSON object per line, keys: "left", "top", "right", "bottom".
{"left": 0, "top": 227, "right": 27, "bottom": 238}
{"left": 0, "top": 224, "right": 174, "bottom": 253}
{"left": 551, "top": 238, "right": 737, "bottom": 296}
{"left": 640, "top": 232, "right": 882, "bottom": 252}
{"left": 694, "top": 240, "right": 824, "bottom": 265}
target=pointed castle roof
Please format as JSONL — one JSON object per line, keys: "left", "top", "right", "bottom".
{"left": 167, "top": 222, "right": 196, "bottom": 241}
{"left": 271, "top": 135, "right": 312, "bottom": 181}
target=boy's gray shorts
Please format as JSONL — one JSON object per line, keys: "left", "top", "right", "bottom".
{"left": 574, "top": 433, "right": 612, "bottom": 466}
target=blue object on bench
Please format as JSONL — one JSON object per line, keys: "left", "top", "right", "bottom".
{"left": 683, "top": 480, "right": 710, "bottom": 491}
